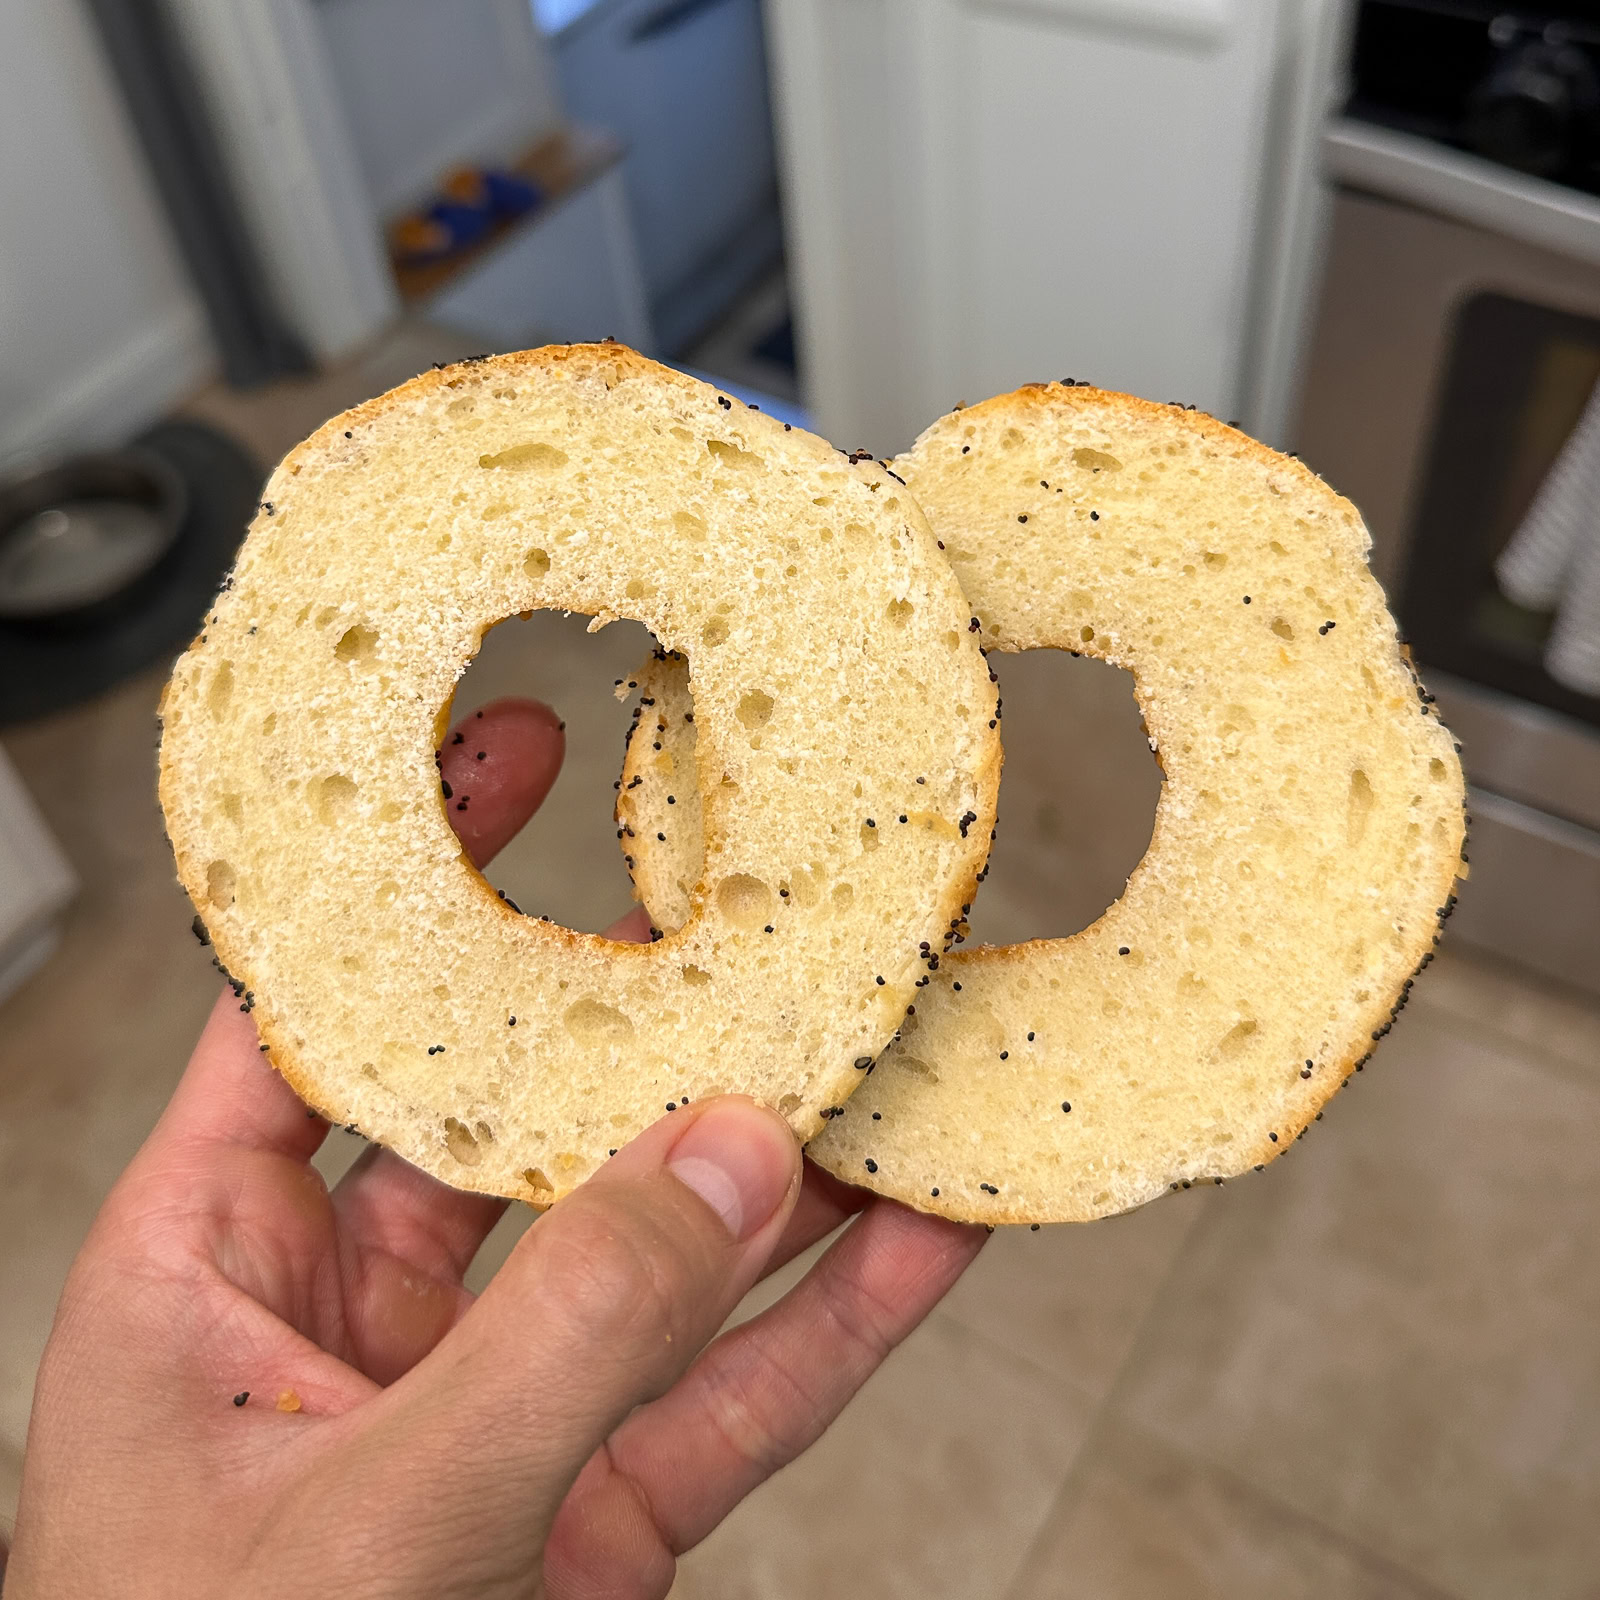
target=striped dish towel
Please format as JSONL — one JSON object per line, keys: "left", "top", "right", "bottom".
{"left": 1497, "top": 378, "right": 1600, "bottom": 697}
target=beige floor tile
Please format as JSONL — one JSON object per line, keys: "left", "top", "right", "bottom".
{"left": 0, "top": 1431, "right": 20, "bottom": 1551}
{"left": 670, "top": 1312, "right": 1096, "bottom": 1600}
{"left": 1116, "top": 1005, "right": 1600, "bottom": 1600}
{"left": 1007, "top": 1422, "right": 1451, "bottom": 1599}
{"left": 938, "top": 1185, "right": 1207, "bottom": 1398}
{"left": 1410, "top": 942, "right": 1600, "bottom": 1087}
{"left": 965, "top": 648, "right": 1160, "bottom": 950}
{"left": 0, "top": 666, "right": 219, "bottom": 1452}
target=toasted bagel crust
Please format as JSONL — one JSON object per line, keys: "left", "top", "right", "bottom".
{"left": 622, "top": 384, "right": 1467, "bottom": 1223}
{"left": 159, "top": 346, "right": 999, "bottom": 1204}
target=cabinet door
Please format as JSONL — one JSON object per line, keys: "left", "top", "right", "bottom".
{"left": 554, "top": 0, "right": 778, "bottom": 311}
{"left": 768, "top": 0, "right": 1331, "bottom": 452}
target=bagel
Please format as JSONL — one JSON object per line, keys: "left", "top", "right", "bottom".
{"left": 620, "top": 384, "right": 1468, "bottom": 1224}
{"left": 158, "top": 345, "right": 1000, "bottom": 1205}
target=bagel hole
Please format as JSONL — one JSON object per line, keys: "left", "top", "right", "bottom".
{"left": 963, "top": 650, "right": 1161, "bottom": 947}
{"left": 448, "top": 610, "right": 694, "bottom": 934}
{"left": 334, "top": 625, "right": 378, "bottom": 663}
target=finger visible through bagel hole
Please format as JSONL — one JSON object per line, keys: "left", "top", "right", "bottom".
{"left": 451, "top": 609, "right": 697, "bottom": 936}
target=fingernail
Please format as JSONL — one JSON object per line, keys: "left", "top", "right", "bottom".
{"left": 666, "top": 1100, "right": 799, "bottom": 1241}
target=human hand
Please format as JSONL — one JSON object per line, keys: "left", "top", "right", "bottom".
{"left": 3, "top": 697, "right": 987, "bottom": 1599}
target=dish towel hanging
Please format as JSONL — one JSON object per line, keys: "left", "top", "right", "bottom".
{"left": 1496, "top": 376, "right": 1600, "bottom": 697}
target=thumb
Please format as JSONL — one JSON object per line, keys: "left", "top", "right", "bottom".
{"left": 369, "top": 1098, "right": 801, "bottom": 1550}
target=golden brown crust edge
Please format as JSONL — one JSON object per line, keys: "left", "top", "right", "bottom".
{"left": 845, "top": 383, "right": 1468, "bottom": 1224}
{"left": 158, "top": 344, "right": 1003, "bottom": 1204}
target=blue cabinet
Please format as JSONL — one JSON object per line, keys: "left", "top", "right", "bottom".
{"left": 541, "top": 0, "right": 783, "bottom": 351}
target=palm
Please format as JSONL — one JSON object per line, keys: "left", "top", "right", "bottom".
{"left": 19, "top": 699, "right": 984, "bottom": 1597}
{"left": 147, "top": 1053, "right": 489, "bottom": 1395}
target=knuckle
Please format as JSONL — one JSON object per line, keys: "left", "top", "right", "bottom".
{"left": 698, "top": 1336, "right": 819, "bottom": 1478}
{"left": 814, "top": 1265, "right": 897, "bottom": 1373}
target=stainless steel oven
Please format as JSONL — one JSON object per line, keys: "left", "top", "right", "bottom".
{"left": 1294, "top": 3, "right": 1600, "bottom": 997}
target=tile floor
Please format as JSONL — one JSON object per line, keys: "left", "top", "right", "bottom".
{"left": 3, "top": 322, "right": 1599, "bottom": 1597}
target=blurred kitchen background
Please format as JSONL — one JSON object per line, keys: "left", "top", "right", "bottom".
{"left": 4, "top": 0, "right": 1600, "bottom": 1594}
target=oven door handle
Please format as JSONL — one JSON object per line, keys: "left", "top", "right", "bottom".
{"left": 1325, "top": 116, "right": 1600, "bottom": 270}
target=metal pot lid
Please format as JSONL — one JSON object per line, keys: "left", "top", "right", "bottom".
{"left": 0, "top": 450, "right": 187, "bottom": 621}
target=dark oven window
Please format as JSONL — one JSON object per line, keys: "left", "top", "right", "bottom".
{"left": 1402, "top": 290, "right": 1600, "bottom": 730}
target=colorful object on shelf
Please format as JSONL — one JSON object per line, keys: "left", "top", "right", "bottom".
{"left": 390, "top": 166, "right": 545, "bottom": 266}
{"left": 442, "top": 165, "right": 543, "bottom": 221}
{"left": 389, "top": 206, "right": 487, "bottom": 265}
{"left": 389, "top": 213, "right": 454, "bottom": 264}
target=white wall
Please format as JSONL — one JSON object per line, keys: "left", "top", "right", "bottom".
{"left": 317, "top": 0, "right": 563, "bottom": 217}
{"left": 0, "top": 0, "right": 212, "bottom": 465}
{"left": 165, "top": 0, "right": 400, "bottom": 362}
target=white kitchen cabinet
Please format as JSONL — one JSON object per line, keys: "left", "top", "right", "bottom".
{"left": 429, "top": 166, "right": 652, "bottom": 350}
{"left": 766, "top": 0, "right": 1348, "bottom": 453}
{"left": 162, "top": 0, "right": 569, "bottom": 362}
{"left": 547, "top": 0, "right": 784, "bottom": 351}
